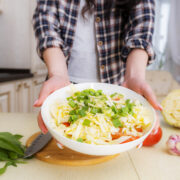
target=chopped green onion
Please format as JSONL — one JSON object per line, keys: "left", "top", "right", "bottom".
{"left": 68, "top": 100, "right": 77, "bottom": 108}
{"left": 112, "top": 118, "right": 123, "bottom": 128}
{"left": 111, "top": 105, "right": 118, "bottom": 114}
{"left": 77, "top": 138, "right": 83, "bottom": 143}
{"left": 90, "top": 107, "right": 98, "bottom": 114}
{"left": 78, "top": 109, "right": 86, "bottom": 117}
{"left": 69, "top": 110, "right": 76, "bottom": 115}
{"left": 118, "top": 107, "right": 128, "bottom": 117}
{"left": 82, "top": 106, "right": 89, "bottom": 111}
{"left": 67, "top": 96, "right": 74, "bottom": 101}
{"left": 83, "top": 119, "right": 91, "bottom": 126}
{"left": 68, "top": 115, "right": 79, "bottom": 123}
{"left": 74, "top": 91, "right": 80, "bottom": 96}
{"left": 110, "top": 92, "right": 118, "bottom": 98}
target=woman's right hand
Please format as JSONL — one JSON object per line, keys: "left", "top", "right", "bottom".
{"left": 33, "top": 75, "right": 71, "bottom": 134}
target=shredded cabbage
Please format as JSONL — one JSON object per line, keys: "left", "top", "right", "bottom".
{"left": 50, "top": 88, "right": 151, "bottom": 145}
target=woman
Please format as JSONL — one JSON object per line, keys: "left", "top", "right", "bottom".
{"left": 33, "top": 0, "right": 162, "bottom": 134}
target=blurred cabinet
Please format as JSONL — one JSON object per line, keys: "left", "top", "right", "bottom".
{"left": 32, "top": 76, "right": 45, "bottom": 113}
{"left": 15, "top": 79, "right": 33, "bottom": 113}
{"left": 0, "top": 83, "right": 15, "bottom": 112}
{"left": 0, "top": 75, "right": 45, "bottom": 113}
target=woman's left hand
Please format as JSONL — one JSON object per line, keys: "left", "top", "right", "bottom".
{"left": 122, "top": 77, "right": 162, "bottom": 111}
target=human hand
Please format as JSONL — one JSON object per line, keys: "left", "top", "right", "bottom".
{"left": 34, "top": 75, "right": 71, "bottom": 133}
{"left": 122, "top": 77, "right": 162, "bottom": 111}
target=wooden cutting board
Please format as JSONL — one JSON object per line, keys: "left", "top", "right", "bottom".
{"left": 26, "top": 132, "right": 119, "bottom": 166}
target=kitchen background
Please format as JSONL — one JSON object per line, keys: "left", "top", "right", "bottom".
{"left": 0, "top": 0, "right": 179, "bottom": 113}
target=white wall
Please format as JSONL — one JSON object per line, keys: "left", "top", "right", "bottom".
{"left": 0, "top": 0, "right": 31, "bottom": 69}
{"left": 0, "top": 0, "right": 45, "bottom": 71}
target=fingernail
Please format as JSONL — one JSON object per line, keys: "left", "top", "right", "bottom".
{"left": 33, "top": 99, "right": 39, "bottom": 106}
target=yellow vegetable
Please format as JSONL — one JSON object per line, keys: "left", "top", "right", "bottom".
{"left": 161, "top": 89, "right": 180, "bottom": 128}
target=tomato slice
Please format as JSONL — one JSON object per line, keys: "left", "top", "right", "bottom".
{"left": 143, "top": 126, "right": 162, "bottom": 146}
{"left": 113, "top": 97, "right": 121, "bottom": 101}
{"left": 120, "top": 136, "right": 140, "bottom": 144}
{"left": 62, "top": 122, "right": 70, "bottom": 127}
{"left": 111, "top": 128, "right": 123, "bottom": 140}
{"left": 135, "top": 125, "right": 143, "bottom": 132}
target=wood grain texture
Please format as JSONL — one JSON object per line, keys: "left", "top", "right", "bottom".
{"left": 26, "top": 132, "right": 119, "bottom": 166}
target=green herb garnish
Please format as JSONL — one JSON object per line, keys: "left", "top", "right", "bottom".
{"left": 77, "top": 138, "right": 83, "bottom": 143}
{"left": 112, "top": 118, "right": 123, "bottom": 128}
{"left": 83, "top": 119, "right": 91, "bottom": 126}
{"left": 0, "top": 132, "right": 27, "bottom": 175}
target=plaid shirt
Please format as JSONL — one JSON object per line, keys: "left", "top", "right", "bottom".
{"left": 33, "top": 0, "right": 155, "bottom": 85}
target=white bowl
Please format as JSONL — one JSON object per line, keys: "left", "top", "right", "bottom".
{"left": 41, "top": 83, "right": 156, "bottom": 156}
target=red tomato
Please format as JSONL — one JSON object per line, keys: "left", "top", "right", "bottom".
{"left": 143, "top": 126, "right": 162, "bottom": 146}
{"left": 111, "top": 128, "right": 123, "bottom": 140}
{"left": 62, "top": 122, "right": 70, "bottom": 127}
{"left": 113, "top": 97, "right": 120, "bottom": 101}
{"left": 135, "top": 125, "right": 143, "bottom": 132}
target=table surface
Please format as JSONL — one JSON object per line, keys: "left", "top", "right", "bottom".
{"left": 0, "top": 113, "right": 179, "bottom": 180}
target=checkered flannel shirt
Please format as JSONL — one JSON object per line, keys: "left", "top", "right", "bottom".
{"left": 33, "top": 0, "right": 155, "bottom": 85}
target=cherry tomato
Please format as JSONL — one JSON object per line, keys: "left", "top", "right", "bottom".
{"left": 143, "top": 126, "right": 162, "bottom": 146}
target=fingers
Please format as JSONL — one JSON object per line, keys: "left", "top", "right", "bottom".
{"left": 34, "top": 82, "right": 53, "bottom": 107}
{"left": 122, "top": 81, "right": 127, "bottom": 88}
{"left": 142, "top": 84, "right": 162, "bottom": 111}
{"left": 38, "top": 112, "right": 48, "bottom": 134}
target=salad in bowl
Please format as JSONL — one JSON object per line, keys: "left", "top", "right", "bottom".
{"left": 41, "top": 83, "right": 156, "bottom": 155}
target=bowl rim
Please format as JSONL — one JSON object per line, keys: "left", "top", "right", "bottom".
{"left": 41, "top": 82, "right": 156, "bottom": 148}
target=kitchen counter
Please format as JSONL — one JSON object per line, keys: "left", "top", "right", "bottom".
{"left": 0, "top": 69, "right": 33, "bottom": 83}
{"left": 0, "top": 113, "right": 179, "bottom": 180}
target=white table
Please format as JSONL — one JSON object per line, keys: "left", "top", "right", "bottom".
{"left": 0, "top": 113, "right": 179, "bottom": 180}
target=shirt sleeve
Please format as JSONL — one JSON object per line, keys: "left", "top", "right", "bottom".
{"left": 121, "top": 0, "right": 155, "bottom": 64}
{"left": 33, "top": 0, "right": 68, "bottom": 60}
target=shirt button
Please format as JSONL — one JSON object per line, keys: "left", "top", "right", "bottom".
{"left": 101, "top": 65, "right": 105, "bottom": 70}
{"left": 95, "top": 17, "right": 101, "bottom": 23}
{"left": 98, "top": 41, "right": 103, "bottom": 46}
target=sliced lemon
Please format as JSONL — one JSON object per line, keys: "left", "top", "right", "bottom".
{"left": 161, "top": 89, "right": 180, "bottom": 128}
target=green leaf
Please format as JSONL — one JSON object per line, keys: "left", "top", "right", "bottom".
{"left": 0, "top": 132, "right": 24, "bottom": 156}
{"left": 0, "top": 148, "right": 10, "bottom": 161}
{"left": 8, "top": 152, "right": 18, "bottom": 160}
{"left": 0, "top": 139, "right": 24, "bottom": 156}
{"left": 0, "top": 161, "right": 16, "bottom": 175}
{"left": 77, "top": 138, "right": 83, "bottom": 143}
{"left": 14, "top": 134, "right": 23, "bottom": 140}
{"left": 83, "top": 119, "right": 91, "bottom": 126}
